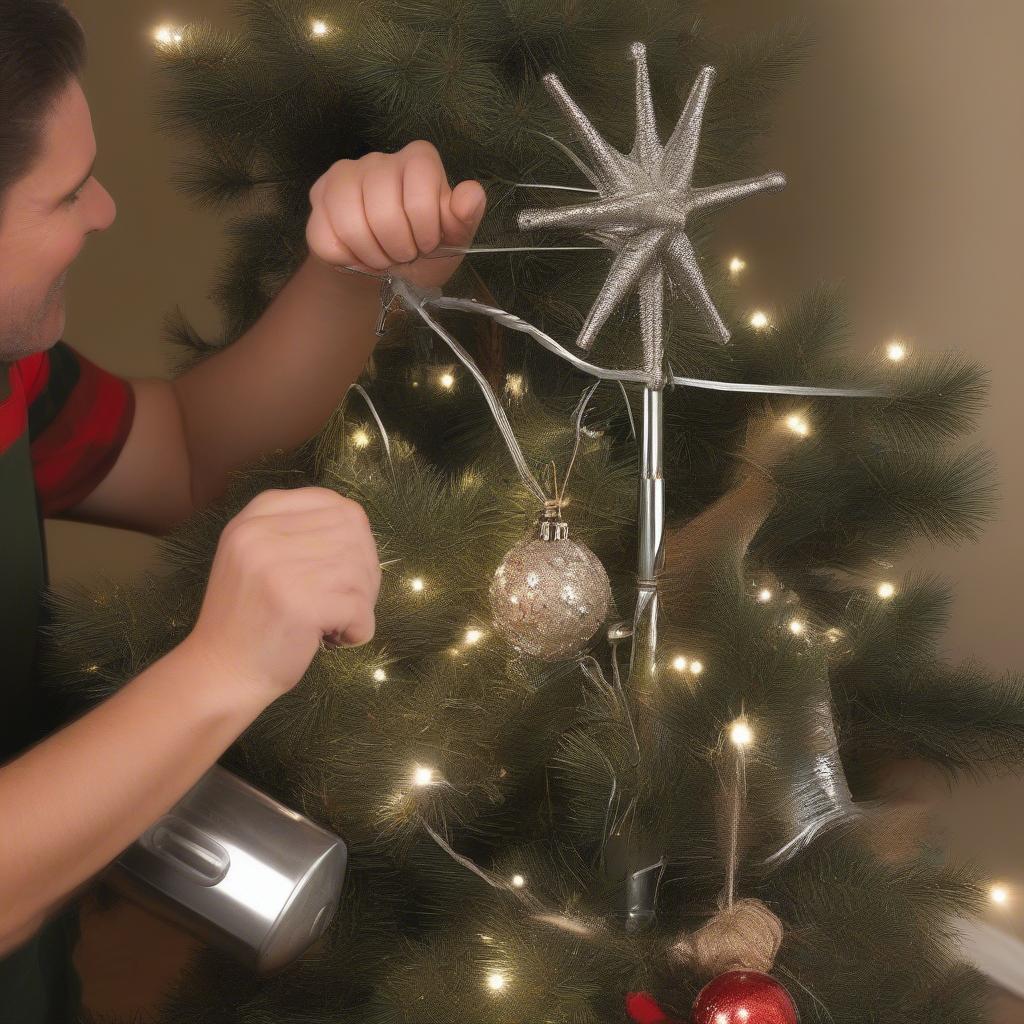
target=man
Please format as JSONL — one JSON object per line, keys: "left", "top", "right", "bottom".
{"left": 0, "top": 2, "right": 486, "bottom": 1020}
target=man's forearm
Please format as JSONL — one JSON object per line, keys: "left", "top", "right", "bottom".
{"left": 0, "top": 637, "right": 268, "bottom": 954}
{"left": 172, "top": 250, "right": 384, "bottom": 511}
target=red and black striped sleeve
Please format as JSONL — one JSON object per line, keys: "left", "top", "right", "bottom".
{"left": 22, "top": 341, "right": 136, "bottom": 518}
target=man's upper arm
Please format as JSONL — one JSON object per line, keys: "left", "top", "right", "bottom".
{"left": 59, "top": 376, "right": 195, "bottom": 536}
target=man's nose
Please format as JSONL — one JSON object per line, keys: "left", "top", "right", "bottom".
{"left": 90, "top": 180, "right": 117, "bottom": 231}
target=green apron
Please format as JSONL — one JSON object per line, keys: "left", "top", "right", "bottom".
{"left": 0, "top": 361, "right": 83, "bottom": 1023}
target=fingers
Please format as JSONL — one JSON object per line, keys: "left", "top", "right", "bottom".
{"left": 362, "top": 153, "right": 419, "bottom": 264}
{"left": 294, "top": 561, "right": 380, "bottom": 647}
{"left": 307, "top": 202, "right": 364, "bottom": 270}
{"left": 401, "top": 145, "right": 444, "bottom": 255}
{"left": 242, "top": 489, "right": 382, "bottom": 599}
{"left": 238, "top": 486, "right": 349, "bottom": 521}
{"left": 322, "top": 163, "right": 392, "bottom": 271}
{"left": 278, "top": 532, "right": 382, "bottom": 602}
{"left": 440, "top": 178, "right": 487, "bottom": 245}
{"left": 308, "top": 142, "right": 485, "bottom": 275}
{"left": 320, "top": 595, "right": 376, "bottom": 647}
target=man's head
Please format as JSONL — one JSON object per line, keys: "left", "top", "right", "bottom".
{"left": 0, "top": 1, "right": 116, "bottom": 364}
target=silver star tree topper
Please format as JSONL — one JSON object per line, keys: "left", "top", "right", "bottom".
{"left": 518, "top": 42, "right": 786, "bottom": 380}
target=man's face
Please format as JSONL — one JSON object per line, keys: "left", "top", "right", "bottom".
{"left": 0, "top": 77, "right": 116, "bottom": 363}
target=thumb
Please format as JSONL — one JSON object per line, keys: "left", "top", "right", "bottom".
{"left": 440, "top": 179, "right": 486, "bottom": 245}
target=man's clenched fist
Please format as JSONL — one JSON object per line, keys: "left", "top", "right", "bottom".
{"left": 187, "top": 487, "right": 382, "bottom": 705}
{"left": 305, "top": 140, "right": 486, "bottom": 290}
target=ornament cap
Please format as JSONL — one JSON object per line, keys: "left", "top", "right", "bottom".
{"left": 539, "top": 501, "right": 569, "bottom": 541}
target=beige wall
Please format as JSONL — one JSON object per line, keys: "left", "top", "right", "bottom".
{"left": 53, "top": 0, "right": 1024, "bottom": 984}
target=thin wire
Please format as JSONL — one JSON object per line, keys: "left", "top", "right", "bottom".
{"left": 344, "top": 383, "right": 395, "bottom": 478}
{"left": 514, "top": 182, "right": 600, "bottom": 193}
{"left": 343, "top": 266, "right": 885, "bottom": 400}
{"left": 422, "top": 817, "right": 603, "bottom": 941}
{"left": 725, "top": 742, "right": 747, "bottom": 909}
{"left": 560, "top": 380, "right": 602, "bottom": 501}
{"left": 411, "top": 295, "right": 548, "bottom": 504}
{"left": 523, "top": 127, "right": 600, "bottom": 187}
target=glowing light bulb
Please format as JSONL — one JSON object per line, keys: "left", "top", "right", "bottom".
{"left": 757, "top": 588, "right": 773, "bottom": 603}
{"left": 789, "top": 619, "right": 806, "bottom": 635}
{"left": 991, "top": 884, "right": 1010, "bottom": 905}
{"left": 511, "top": 874, "right": 526, "bottom": 888}
{"left": 877, "top": 581, "right": 896, "bottom": 599}
{"left": 311, "top": 18, "right": 329, "bottom": 37}
{"left": 486, "top": 972, "right": 507, "bottom": 991}
{"left": 729, "top": 719, "right": 754, "bottom": 747}
{"left": 352, "top": 428, "right": 371, "bottom": 448}
{"left": 749, "top": 310, "right": 770, "bottom": 330}
{"left": 672, "top": 655, "right": 688, "bottom": 672}
{"left": 505, "top": 372, "right": 525, "bottom": 398}
{"left": 440, "top": 372, "right": 455, "bottom": 390}
{"left": 690, "top": 660, "right": 703, "bottom": 675}
{"left": 409, "top": 577, "right": 425, "bottom": 592}
{"left": 729, "top": 257, "right": 746, "bottom": 275}
{"left": 785, "top": 414, "right": 810, "bottom": 437}
{"left": 465, "top": 628, "right": 483, "bottom": 645}
{"left": 413, "top": 766, "right": 435, "bottom": 787}
{"left": 86, "top": 663, "right": 99, "bottom": 673}
{"left": 886, "top": 340, "right": 907, "bottom": 362}
{"left": 372, "top": 668, "right": 387, "bottom": 683}
{"left": 153, "top": 24, "right": 184, "bottom": 46}
{"left": 825, "top": 627, "right": 844, "bottom": 644}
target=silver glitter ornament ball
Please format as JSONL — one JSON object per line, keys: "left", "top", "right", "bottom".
{"left": 489, "top": 510, "right": 611, "bottom": 661}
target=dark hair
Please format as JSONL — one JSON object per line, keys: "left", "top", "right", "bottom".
{"left": 0, "top": 0, "right": 86, "bottom": 221}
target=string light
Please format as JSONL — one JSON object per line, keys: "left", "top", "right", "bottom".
{"left": 439, "top": 371, "right": 456, "bottom": 390}
{"left": 729, "top": 256, "right": 746, "bottom": 276}
{"left": 505, "top": 372, "right": 525, "bottom": 399}
{"left": 785, "top": 414, "right": 810, "bottom": 437}
{"left": 689, "top": 660, "right": 703, "bottom": 675}
{"left": 729, "top": 718, "right": 754, "bottom": 747}
{"left": 877, "top": 581, "right": 896, "bottom": 599}
{"left": 672, "top": 655, "right": 688, "bottom": 672}
{"left": 825, "top": 627, "right": 844, "bottom": 644}
{"left": 465, "top": 628, "right": 483, "bottom": 645}
{"left": 413, "top": 766, "right": 436, "bottom": 787}
{"left": 757, "top": 588, "right": 773, "bottom": 603}
{"left": 886, "top": 340, "right": 908, "bottom": 362}
{"left": 749, "top": 310, "right": 770, "bottom": 330}
{"left": 990, "top": 884, "right": 1010, "bottom": 906}
{"left": 511, "top": 874, "right": 526, "bottom": 888}
{"left": 310, "top": 18, "right": 330, "bottom": 37}
{"left": 86, "top": 663, "right": 99, "bottom": 673}
{"left": 351, "top": 428, "right": 371, "bottom": 448}
{"left": 486, "top": 972, "right": 508, "bottom": 992}
{"left": 153, "top": 24, "right": 184, "bottom": 47}
{"left": 409, "top": 577, "right": 425, "bottom": 593}
{"left": 372, "top": 668, "right": 387, "bottom": 683}
{"left": 788, "top": 618, "right": 806, "bottom": 635}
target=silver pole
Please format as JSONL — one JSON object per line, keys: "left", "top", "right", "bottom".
{"left": 631, "top": 384, "right": 665, "bottom": 688}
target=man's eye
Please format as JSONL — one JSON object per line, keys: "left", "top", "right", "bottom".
{"left": 66, "top": 183, "right": 87, "bottom": 205}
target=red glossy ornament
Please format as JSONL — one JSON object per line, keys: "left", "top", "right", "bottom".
{"left": 691, "top": 970, "right": 799, "bottom": 1024}
{"left": 625, "top": 991, "right": 682, "bottom": 1024}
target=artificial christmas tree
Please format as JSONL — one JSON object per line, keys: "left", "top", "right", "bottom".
{"left": 41, "top": 2, "right": 1024, "bottom": 1022}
